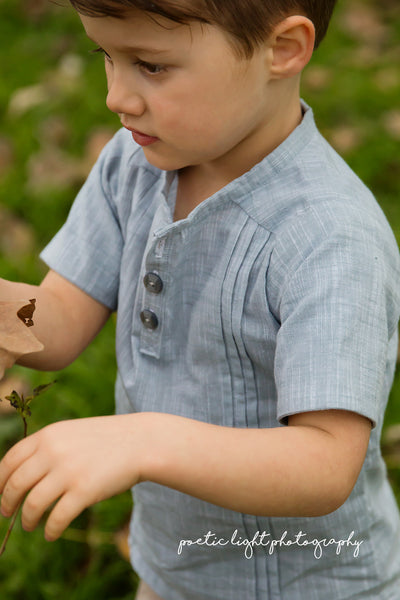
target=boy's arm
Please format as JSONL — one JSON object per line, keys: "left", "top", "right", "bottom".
{"left": 142, "top": 408, "right": 371, "bottom": 516}
{"left": 0, "top": 408, "right": 370, "bottom": 541}
{"left": 0, "top": 270, "right": 111, "bottom": 372}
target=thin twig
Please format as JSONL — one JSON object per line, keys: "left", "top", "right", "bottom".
{"left": 0, "top": 502, "right": 22, "bottom": 557}
{"left": 0, "top": 407, "right": 27, "bottom": 556}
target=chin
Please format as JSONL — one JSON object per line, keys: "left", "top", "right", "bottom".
{"left": 142, "top": 146, "right": 196, "bottom": 173}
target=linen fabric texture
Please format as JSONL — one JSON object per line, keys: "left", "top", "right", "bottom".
{"left": 40, "top": 104, "right": 400, "bottom": 600}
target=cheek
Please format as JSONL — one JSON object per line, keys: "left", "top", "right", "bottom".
{"left": 149, "top": 94, "right": 206, "bottom": 135}
{"left": 148, "top": 73, "right": 258, "bottom": 144}
{"left": 157, "top": 86, "right": 234, "bottom": 129}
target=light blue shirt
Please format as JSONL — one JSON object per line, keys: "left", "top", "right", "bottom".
{"left": 41, "top": 104, "right": 400, "bottom": 600}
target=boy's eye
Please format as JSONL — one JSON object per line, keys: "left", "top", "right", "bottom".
{"left": 90, "top": 47, "right": 165, "bottom": 75}
{"left": 135, "top": 60, "right": 165, "bottom": 76}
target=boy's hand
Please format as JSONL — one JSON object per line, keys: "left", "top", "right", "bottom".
{"left": 0, "top": 414, "right": 146, "bottom": 541}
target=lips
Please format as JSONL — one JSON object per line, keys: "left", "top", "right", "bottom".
{"left": 123, "top": 125, "right": 159, "bottom": 146}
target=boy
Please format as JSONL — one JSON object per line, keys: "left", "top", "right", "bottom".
{"left": 1, "top": 1, "right": 400, "bottom": 598}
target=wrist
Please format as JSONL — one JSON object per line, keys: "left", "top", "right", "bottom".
{"left": 134, "top": 411, "right": 173, "bottom": 485}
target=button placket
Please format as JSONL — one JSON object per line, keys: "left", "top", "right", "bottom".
{"left": 139, "top": 219, "right": 186, "bottom": 358}
{"left": 139, "top": 236, "right": 169, "bottom": 358}
{"left": 140, "top": 271, "right": 163, "bottom": 331}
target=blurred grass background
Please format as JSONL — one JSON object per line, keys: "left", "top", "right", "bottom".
{"left": 0, "top": 0, "right": 399, "bottom": 597}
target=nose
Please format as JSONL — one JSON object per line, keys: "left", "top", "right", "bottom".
{"left": 106, "top": 69, "right": 146, "bottom": 116}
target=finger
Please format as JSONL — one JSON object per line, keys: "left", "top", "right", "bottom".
{"left": 0, "top": 435, "right": 38, "bottom": 492}
{"left": 0, "top": 435, "right": 38, "bottom": 494}
{"left": 21, "top": 474, "right": 65, "bottom": 532}
{"left": 0, "top": 454, "right": 46, "bottom": 517}
{"left": 44, "top": 491, "right": 87, "bottom": 542}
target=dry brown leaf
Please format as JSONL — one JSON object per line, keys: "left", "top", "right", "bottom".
{"left": 0, "top": 208, "right": 36, "bottom": 258}
{"left": 21, "top": 0, "right": 52, "bottom": 22}
{"left": 0, "top": 137, "right": 14, "bottom": 177}
{"left": 114, "top": 522, "right": 131, "bottom": 562}
{"left": 339, "top": 3, "right": 388, "bottom": 45}
{"left": 84, "top": 128, "right": 116, "bottom": 172}
{"left": 303, "top": 66, "right": 332, "bottom": 91}
{"left": 383, "top": 424, "right": 400, "bottom": 446}
{"left": 55, "top": 54, "right": 84, "bottom": 87}
{"left": 27, "top": 147, "right": 86, "bottom": 192}
{"left": 328, "top": 126, "right": 363, "bottom": 154}
{"left": 382, "top": 424, "right": 400, "bottom": 469}
{"left": 382, "top": 110, "right": 400, "bottom": 140}
{"left": 0, "top": 301, "right": 44, "bottom": 380}
{"left": 38, "top": 116, "right": 69, "bottom": 148}
{"left": 373, "top": 68, "right": 400, "bottom": 92}
{"left": 26, "top": 124, "right": 116, "bottom": 193}
{"left": 8, "top": 55, "right": 84, "bottom": 118}
{"left": 8, "top": 84, "right": 51, "bottom": 117}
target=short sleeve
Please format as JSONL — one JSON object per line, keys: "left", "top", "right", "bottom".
{"left": 272, "top": 214, "right": 400, "bottom": 428}
{"left": 40, "top": 133, "right": 125, "bottom": 311}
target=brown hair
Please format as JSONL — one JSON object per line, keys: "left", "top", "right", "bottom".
{"left": 69, "top": 0, "right": 338, "bottom": 56}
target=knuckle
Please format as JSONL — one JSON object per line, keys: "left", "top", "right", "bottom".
{"left": 7, "top": 472, "right": 24, "bottom": 494}
{"left": 39, "top": 424, "right": 67, "bottom": 457}
{"left": 2, "top": 445, "right": 21, "bottom": 470}
{"left": 38, "top": 424, "right": 57, "bottom": 446}
{"left": 23, "top": 494, "right": 41, "bottom": 514}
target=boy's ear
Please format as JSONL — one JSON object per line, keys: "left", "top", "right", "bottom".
{"left": 268, "top": 16, "right": 315, "bottom": 79}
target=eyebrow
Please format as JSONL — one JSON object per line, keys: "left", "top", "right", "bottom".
{"left": 87, "top": 35, "right": 171, "bottom": 55}
{"left": 119, "top": 45, "right": 171, "bottom": 55}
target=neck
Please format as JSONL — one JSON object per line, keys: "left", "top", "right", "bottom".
{"left": 175, "top": 82, "right": 303, "bottom": 220}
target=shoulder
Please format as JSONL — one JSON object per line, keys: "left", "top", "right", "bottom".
{"left": 241, "top": 108, "right": 386, "bottom": 236}
{"left": 232, "top": 107, "right": 400, "bottom": 320}
{"left": 236, "top": 107, "right": 399, "bottom": 272}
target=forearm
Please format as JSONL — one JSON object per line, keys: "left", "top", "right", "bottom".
{"left": 0, "top": 410, "right": 369, "bottom": 541}
{"left": 0, "top": 271, "right": 110, "bottom": 371}
{"left": 139, "top": 411, "right": 368, "bottom": 517}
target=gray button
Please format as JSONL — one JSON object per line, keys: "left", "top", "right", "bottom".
{"left": 140, "top": 309, "right": 159, "bottom": 330}
{"left": 143, "top": 272, "right": 163, "bottom": 294}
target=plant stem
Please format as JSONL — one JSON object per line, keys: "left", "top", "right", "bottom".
{"left": 0, "top": 502, "right": 22, "bottom": 557}
{"left": 0, "top": 416, "right": 28, "bottom": 556}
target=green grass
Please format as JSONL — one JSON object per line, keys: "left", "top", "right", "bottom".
{"left": 0, "top": 0, "right": 399, "bottom": 597}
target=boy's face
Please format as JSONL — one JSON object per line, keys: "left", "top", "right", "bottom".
{"left": 80, "top": 10, "right": 282, "bottom": 176}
